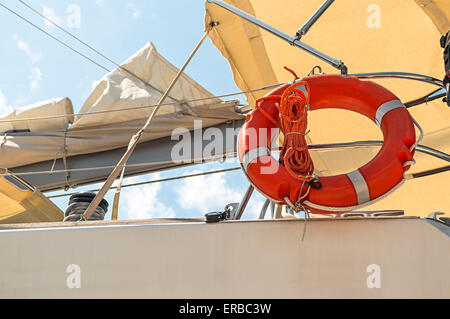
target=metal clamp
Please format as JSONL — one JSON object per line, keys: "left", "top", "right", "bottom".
{"left": 426, "top": 212, "right": 450, "bottom": 226}
{"left": 426, "top": 211, "right": 445, "bottom": 221}
{"left": 306, "top": 177, "right": 322, "bottom": 189}
{"left": 205, "top": 203, "right": 238, "bottom": 223}
{"left": 294, "top": 0, "right": 335, "bottom": 41}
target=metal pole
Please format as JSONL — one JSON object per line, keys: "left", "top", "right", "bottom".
{"left": 273, "top": 204, "right": 283, "bottom": 219}
{"left": 259, "top": 199, "right": 270, "bottom": 219}
{"left": 295, "top": 0, "right": 335, "bottom": 40}
{"left": 207, "top": 0, "right": 347, "bottom": 74}
{"left": 233, "top": 185, "right": 254, "bottom": 220}
{"left": 270, "top": 201, "right": 275, "bottom": 219}
{"left": 351, "top": 72, "right": 443, "bottom": 88}
{"left": 307, "top": 141, "right": 450, "bottom": 163}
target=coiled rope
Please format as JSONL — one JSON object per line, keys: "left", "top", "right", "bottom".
{"left": 279, "top": 81, "right": 314, "bottom": 182}
{"left": 64, "top": 202, "right": 106, "bottom": 222}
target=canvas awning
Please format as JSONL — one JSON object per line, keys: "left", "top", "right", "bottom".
{"left": 205, "top": 0, "right": 450, "bottom": 217}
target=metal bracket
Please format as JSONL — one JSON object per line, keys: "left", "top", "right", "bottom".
{"left": 224, "top": 202, "right": 239, "bottom": 219}
{"left": 205, "top": 211, "right": 228, "bottom": 223}
{"left": 426, "top": 212, "right": 450, "bottom": 226}
{"left": 207, "top": 0, "right": 348, "bottom": 75}
{"left": 205, "top": 202, "right": 239, "bottom": 223}
{"left": 426, "top": 211, "right": 445, "bottom": 221}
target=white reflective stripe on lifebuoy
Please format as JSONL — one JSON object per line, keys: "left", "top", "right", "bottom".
{"left": 242, "top": 147, "right": 270, "bottom": 171}
{"left": 303, "top": 178, "right": 405, "bottom": 212}
{"left": 346, "top": 169, "right": 370, "bottom": 204}
{"left": 375, "top": 99, "right": 405, "bottom": 127}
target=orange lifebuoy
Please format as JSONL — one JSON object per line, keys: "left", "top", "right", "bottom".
{"left": 238, "top": 75, "right": 416, "bottom": 214}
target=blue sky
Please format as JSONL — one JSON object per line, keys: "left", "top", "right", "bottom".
{"left": 0, "top": 0, "right": 268, "bottom": 220}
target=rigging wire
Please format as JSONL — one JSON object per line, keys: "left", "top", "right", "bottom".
{"left": 0, "top": 152, "right": 238, "bottom": 176}
{"left": 0, "top": 83, "right": 281, "bottom": 124}
{"left": 0, "top": 79, "right": 442, "bottom": 125}
{"left": 17, "top": 0, "right": 118, "bottom": 68}
{"left": 2, "top": 2, "right": 447, "bottom": 221}
{"left": 1, "top": 2, "right": 445, "bottom": 118}
{"left": 45, "top": 163, "right": 450, "bottom": 199}
{"left": 0, "top": 2, "right": 445, "bottom": 123}
{"left": 404, "top": 88, "right": 445, "bottom": 108}
{"left": 2, "top": 142, "right": 448, "bottom": 178}
{"left": 2, "top": 4, "right": 447, "bottom": 181}
{"left": 47, "top": 166, "right": 242, "bottom": 199}
{"left": 0, "top": 77, "right": 442, "bottom": 125}
{"left": 0, "top": 1, "right": 284, "bottom": 130}
{"left": 0, "top": 1, "right": 110, "bottom": 72}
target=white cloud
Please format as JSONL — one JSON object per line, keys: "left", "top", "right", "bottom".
{"left": 29, "top": 67, "right": 42, "bottom": 91}
{"left": 120, "top": 173, "right": 176, "bottom": 220}
{"left": 175, "top": 170, "right": 241, "bottom": 213}
{"left": 42, "top": 6, "right": 64, "bottom": 28}
{"left": 12, "top": 34, "right": 41, "bottom": 62}
{"left": 0, "top": 90, "right": 13, "bottom": 116}
{"left": 174, "top": 169, "right": 266, "bottom": 219}
{"left": 96, "top": 0, "right": 105, "bottom": 7}
{"left": 126, "top": 1, "right": 142, "bottom": 19}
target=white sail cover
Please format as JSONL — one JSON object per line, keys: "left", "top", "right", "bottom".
{"left": 0, "top": 97, "right": 73, "bottom": 133}
{"left": 0, "top": 42, "right": 241, "bottom": 168}
{"left": 205, "top": 0, "right": 450, "bottom": 217}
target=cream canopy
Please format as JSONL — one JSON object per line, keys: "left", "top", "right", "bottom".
{"left": 0, "top": 172, "right": 62, "bottom": 224}
{"left": 205, "top": 0, "right": 450, "bottom": 217}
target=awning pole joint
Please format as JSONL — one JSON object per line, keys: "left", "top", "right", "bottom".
{"left": 294, "top": 0, "right": 335, "bottom": 41}
{"left": 207, "top": 0, "right": 348, "bottom": 75}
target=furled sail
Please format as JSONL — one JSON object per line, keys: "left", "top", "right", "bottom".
{"left": 0, "top": 97, "right": 73, "bottom": 134}
{"left": 0, "top": 41, "right": 243, "bottom": 221}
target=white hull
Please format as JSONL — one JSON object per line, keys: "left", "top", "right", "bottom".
{"left": 0, "top": 216, "right": 448, "bottom": 298}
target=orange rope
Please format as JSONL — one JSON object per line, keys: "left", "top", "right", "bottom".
{"left": 252, "top": 67, "right": 314, "bottom": 182}
{"left": 278, "top": 81, "right": 314, "bottom": 182}
{"left": 255, "top": 95, "right": 280, "bottom": 127}
{"left": 283, "top": 66, "right": 299, "bottom": 80}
